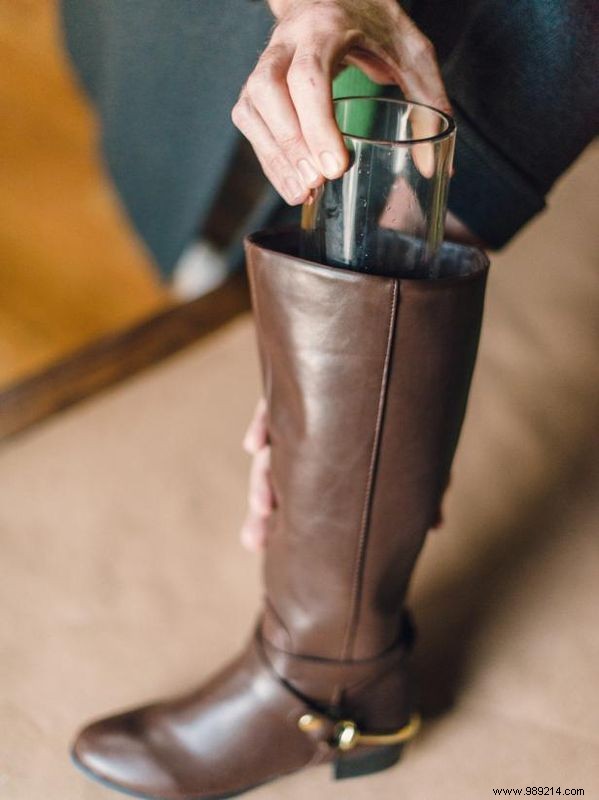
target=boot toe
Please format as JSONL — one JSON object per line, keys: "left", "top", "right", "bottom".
{"left": 72, "top": 713, "right": 180, "bottom": 799}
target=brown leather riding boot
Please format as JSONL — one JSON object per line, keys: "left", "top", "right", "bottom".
{"left": 72, "top": 230, "right": 489, "bottom": 799}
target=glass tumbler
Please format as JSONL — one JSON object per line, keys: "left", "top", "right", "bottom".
{"left": 301, "top": 96, "right": 456, "bottom": 277}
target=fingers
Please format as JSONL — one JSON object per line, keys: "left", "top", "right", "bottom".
{"left": 243, "top": 397, "right": 268, "bottom": 454}
{"left": 232, "top": 88, "right": 309, "bottom": 205}
{"left": 240, "top": 444, "right": 275, "bottom": 553}
{"left": 232, "top": 40, "right": 324, "bottom": 205}
{"left": 232, "top": 16, "right": 353, "bottom": 203}
{"left": 241, "top": 400, "right": 275, "bottom": 553}
{"left": 249, "top": 48, "right": 325, "bottom": 187}
{"left": 350, "top": 15, "right": 451, "bottom": 180}
{"left": 287, "top": 44, "right": 349, "bottom": 179}
{"left": 384, "top": 15, "right": 452, "bottom": 115}
{"left": 342, "top": 4, "right": 451, "bottom": 115}
{"left": 232, "top": 1, "right": 452, "bottom": 207}
{"left": 240, "top": 511, "right": 269, "bottom": 552}
{"left": 248, "top": 446, "right": 274, "bottom": 517}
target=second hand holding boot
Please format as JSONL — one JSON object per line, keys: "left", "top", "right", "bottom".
{"left": 73, "top": 230, "right": 489, "bottom": 799}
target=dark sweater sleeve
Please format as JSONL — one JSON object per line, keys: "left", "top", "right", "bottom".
{"left": 408, "top": 0, "right": 599, "bottom": 248}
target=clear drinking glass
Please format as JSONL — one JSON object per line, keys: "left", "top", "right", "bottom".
{"left": 301, "top": 96, "right": 456, "bottom": 277}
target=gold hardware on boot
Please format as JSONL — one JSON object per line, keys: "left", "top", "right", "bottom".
{"left": 335, "top": 720, "right": 359, "bottom": 751}
{"left": 356, "top": 712, "right": 422, "bottom": 747}
{"left": 298, "top": 711, "right": 421, "bottom": 750}
{"left": 297, "top": 713, "right": 324, "bottom": 733}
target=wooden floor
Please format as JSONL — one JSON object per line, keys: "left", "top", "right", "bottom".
{"left": 0, "top": 1, "right": 167, "bottom": 390}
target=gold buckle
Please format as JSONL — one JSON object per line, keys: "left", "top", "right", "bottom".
{"left": 298, "top": 711, "right": 421, "bottom": 751}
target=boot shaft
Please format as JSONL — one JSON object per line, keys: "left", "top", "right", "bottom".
{"left": 245, "top": 230, "right": 489, "bottom": 663}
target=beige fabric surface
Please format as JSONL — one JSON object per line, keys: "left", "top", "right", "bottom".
{"left": 1, "top": 144, "right": 598, "bottom": 799}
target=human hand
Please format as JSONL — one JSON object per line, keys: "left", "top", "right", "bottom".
{"left": 240, "top": 395, "right": 449, "bottom": 552}
{"left": 240, "top": 398, "right": 274, "bottom": 552}
{"left": 232, "top": 0, "right": 450, "bottom": 205}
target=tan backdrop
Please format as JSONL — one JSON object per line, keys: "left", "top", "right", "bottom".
{"left": 0, "top": 142, "right": 597, "bottom": 800}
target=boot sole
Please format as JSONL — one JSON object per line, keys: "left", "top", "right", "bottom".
{"left": 72, "top": 741, "right": 403, "bottom": 799}
{"left": 334, "top": 743, "right": 404, "bottom": 779}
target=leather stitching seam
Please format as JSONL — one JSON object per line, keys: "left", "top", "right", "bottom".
{"left": 338, "top": 280, "right": 399, "bottom": 677}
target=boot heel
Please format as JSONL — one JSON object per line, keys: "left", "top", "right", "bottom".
{"left": 333, "top": 744, "right": 403, "bottom": 780}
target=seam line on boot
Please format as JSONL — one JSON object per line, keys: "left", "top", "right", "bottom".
{"left": 339, "top": 279, "right": 399, "bottom": 670}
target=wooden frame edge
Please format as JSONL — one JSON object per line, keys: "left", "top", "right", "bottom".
{"left": 0, "top": 273, "right": 250, "bottom": 442}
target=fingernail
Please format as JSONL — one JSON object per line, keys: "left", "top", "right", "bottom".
{"left": 283, "top": 176, "right": 303, "bottom": 202}
{"left": 319, "top": 151, "right": 340, "bottom": 178}
{"left": 297, "top": 158, "right": 319, "bottom": 184}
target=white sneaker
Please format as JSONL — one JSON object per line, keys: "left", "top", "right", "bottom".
{"left": 171, "top": 240, "right": 229, "bottom": 300}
